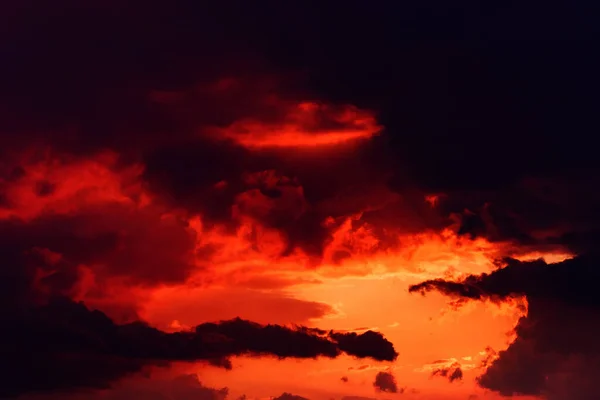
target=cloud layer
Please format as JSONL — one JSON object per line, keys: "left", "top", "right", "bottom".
{"left": 1, "top": 2, "right": 600, "bottom": 399}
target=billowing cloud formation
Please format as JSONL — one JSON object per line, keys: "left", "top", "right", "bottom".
{"left": 2, "top": 297, "right": 397, "bottom": 398}
{"left": 0, "top": 63, "right": 403, "bottom": 399}
{"left": 373, "top": 371, "right": 398, "bottom": 393}
{"left": 0, "top": 152, "right": 202, "bottom": 323}
{"left": 410, "top": 254, "right": 600, "bottom": 399}
{"left": 2, "top": 2, "right": 600, "bottom": 399}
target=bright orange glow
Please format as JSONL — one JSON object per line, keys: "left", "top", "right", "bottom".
{"left": 134, "top": 210, "right": 567, "bottom": 399}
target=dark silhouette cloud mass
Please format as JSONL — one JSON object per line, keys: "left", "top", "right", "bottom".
{"left": 431, "top": 363, "right": 464, "bottom": 383}
{"left": 411, "top": 254, "right": 600, "bottom": 399}
{"left": 373, "top": 371, "right": 398, "bottom": 393}
{"left": 1, "top": 297, "right": 396, "bottom": 398}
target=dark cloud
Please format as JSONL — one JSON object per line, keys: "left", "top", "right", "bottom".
{"left": 0, "top": 202, "right": 198, "bottom": 319}
{"left": 1, "top": 298, "right": 397, "bottom": 398}
{"left": 99, "top": 374, "right": 229, "bottom": 400}
{"left": 410, "top": 254, "right": 600, "bottom": 399}
{"left": 330, "top": 331, "right": 398, "bottom": 362}
{"left": 409, "top": 254, "right": 600, "bottom": 307}
{"left": 373, "top": 371, "right": 398, "bottom": 393}
{"left": 2, "top": 1, "right": 598, "bottom": 262}
{"left": 438, "top": 175, "right": 600, "bottom": 255}
{"left": 1, "top": 2, "right": 598, "bottom": 169}
{"left": 14, "top": 374, "right": 229, "bottom": 400}
{"left": 0, "top": 0, "right": 394, "bottom": 259}
{"left": 431, "top": 363, "right": 463, "bottom": 383}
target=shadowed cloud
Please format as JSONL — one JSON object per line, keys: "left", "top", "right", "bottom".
{"left": 431, "top": 363, "right": 464, "bottom": 383}
{"left": 1, "top": 298, "right": 397, "bottom": 398}
{"left": 373, "top": 371, "right": 398, "bottom": 393}
{"left": 411, "top": 253, "right": 600, "bottom": 399}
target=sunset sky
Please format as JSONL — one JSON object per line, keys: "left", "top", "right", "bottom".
{"left": 1, "top": 2, "right": 599, "bottom": 400}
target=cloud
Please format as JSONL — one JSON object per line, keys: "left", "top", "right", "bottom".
{"left": 0, "top": 45, "right": 404, "bottom": 399}
{"left": 211, "top": 102, "right": 381, "bottom": 149}
{"left": 1, "top": 297, "right": 397, "bottom": 398}
{"left": 331, "top": 331, "right": 397, "bottom": 362}
{"left": 104, "top": 374, "right": 229, "bottom": 400}
{"left": 431, "top": 363, "right": 463, "bottom": 383}
{"left": 0, "top": 152, "right": 200, "bottom": 304}
{"left": 373, "top": 371, "right": 398, "bottom": 393}
{"left": 3, "top": 3, "right": 600, "bottom": 400}
{"left": 121, "top": 374, "right": 228, "bottom": 400}
{"left": 138, "top": 96, "right": 392, "bottom": 259}
{"left": 0, "top": 201, "right": 200, "bottom": 322}
{"left": 410, "top": 254, "right": 600, "bottom": 399}
{"left": 409, "top": 255, "right": 596, "bottom": 307}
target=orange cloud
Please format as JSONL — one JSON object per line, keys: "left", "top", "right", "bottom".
{"left": 141, "top": 286, "right": 337, "bottom": 329}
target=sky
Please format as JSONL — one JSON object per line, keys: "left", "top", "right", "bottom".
{"left": 0, "top": 2, "right": 599, "bottom": 400}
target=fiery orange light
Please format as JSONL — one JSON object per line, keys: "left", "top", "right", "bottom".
{"left": 1, "top": 90, "right": 574, "bottom": 400}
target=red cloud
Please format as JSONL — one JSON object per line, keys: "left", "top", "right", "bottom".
{"left": 212, "top": 102, "right": 381, "bottom": 149}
